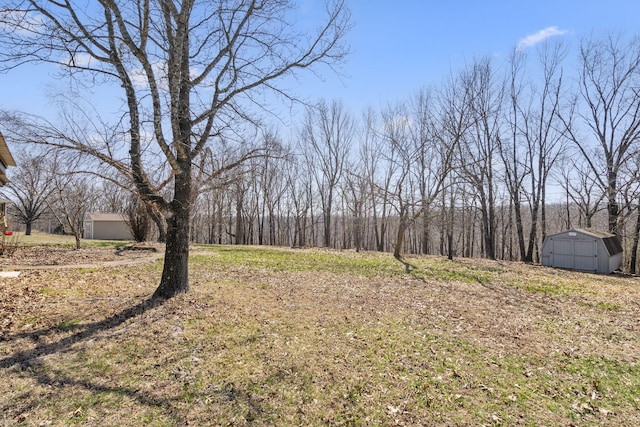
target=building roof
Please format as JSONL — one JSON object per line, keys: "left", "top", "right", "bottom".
{"left": 0, "top": 132, "right": 16, "bottom": 168}
{"left": 575, "top": 228, "right": 616, "bottom": 238}
{"left": 88, "top": 213, "right": 128, "bottom": 222}
{"left": 548, "top": 228, "right": 623, "bottom": 256}
{"left": 0, "top": 132, "right": 16, "bottom": 185}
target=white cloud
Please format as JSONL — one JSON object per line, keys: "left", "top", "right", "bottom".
{"left": 128, "top": 62, "right": 207, "bottom": 95}
{"left": 517, "top": 26, "right": 569, "bottom": 50}
{"left": 66, "top": 52, "right": 94, "bottom": 68}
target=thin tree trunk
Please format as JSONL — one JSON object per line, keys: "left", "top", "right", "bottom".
{"left": 629, "top": 203, "right": 640, "bottom": 274}
{"left": 607, "top": 169, "right": 619, "bottom": 234}
{"left": 422, "top": 213, "right": 430, "bottom": 255}
{"left": 394, "top": 216, "right": 407, "bottom": 260}
{"left": 147, "top": 204, "right": 166, "bottom": 243}
{"left": 513, "top": 198, "right": 526, "bottom": 261}
{"left": 235, "top": 194, "right": 244, "bottom": 245}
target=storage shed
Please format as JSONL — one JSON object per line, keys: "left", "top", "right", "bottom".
{"left": 541, "top": 229, "right": 622, "bottom": 274}
{"left": 84, "top": 213, "right": 133, "bottom": 240}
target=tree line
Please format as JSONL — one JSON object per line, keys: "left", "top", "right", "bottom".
{"left": 3, "top": 0, "right": 640, "bottom": 303}
{"left": 4, "top": 32, "right": 640, "bottom": 273}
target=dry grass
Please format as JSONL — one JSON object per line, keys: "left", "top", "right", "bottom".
{"left": 1, "top": 245, "right": 640, "bottom": 426}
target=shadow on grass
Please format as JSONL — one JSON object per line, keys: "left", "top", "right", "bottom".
{"left": 0, "top": 297, "right": 163, "bottom": 370}
{"left": 1, "top": 295, "right": 267, "bottom": 424}
{"left": 393, "top": 253, "right": 417, "bottom": 273}
{"left": 0, "top": 296, "right": 187, "bottom": 423}
{"left": 2, "top": 370, "right": 188, "bottom": 425}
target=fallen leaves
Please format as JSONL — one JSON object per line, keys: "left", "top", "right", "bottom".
{"left": 1, "top": 245, "right": 640, "bottom": 426}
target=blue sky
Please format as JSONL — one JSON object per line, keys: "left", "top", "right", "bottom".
{"left": 299, "top": 0, "right": 640, "bottom": 112}
{"left": 2, "top": 0, "right": 640, "bottom": 119}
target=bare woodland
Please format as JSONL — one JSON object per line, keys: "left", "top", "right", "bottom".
{"left": 2, "top": 3, "right": 640, "bottom": 288}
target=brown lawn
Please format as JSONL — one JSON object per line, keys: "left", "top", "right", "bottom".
{"left": 1, "top": 244, "right": 639, "bottom": 426}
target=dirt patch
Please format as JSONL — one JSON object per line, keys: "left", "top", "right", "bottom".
{"left": 0, "top": 245, "right": 164, "bottom": 270}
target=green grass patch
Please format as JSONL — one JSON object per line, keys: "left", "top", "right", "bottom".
{"left": 192, "top": 245, "right": 405, "bottom": 278}
{"left": 77, "top": 268, "right": 101, "bottom": 274}
{"left": 17, "top": 231, "right": 127, "bottom": 249}
{"left": 577, "top": 300, "right": 622, "bottom": 311}
{"left": 409, "top": 257, "right": 496, "bottom": 284}
{"left": 192, "top": 245, "right": 499, "bottom": 284}
{"left": 55, "top": 319, "right": 82, "bottom": 331}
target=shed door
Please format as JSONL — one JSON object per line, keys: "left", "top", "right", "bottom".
{"left": 551, "top": 238, "right": 597, "bottom": 271}
{"left": 552, "top": 239, "right": 574, "bottom": 269}
{"left": 574, "top": 240, "right": 597, "bottom": 271}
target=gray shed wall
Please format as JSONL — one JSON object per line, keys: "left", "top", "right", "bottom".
{"left": 541, "top": 230, "right": 621, "bottom": 273}
{"left": 93, "top": 220, "right": 133, "bottom": 240}
{"left": 84, "top": 219, "right": 133, "bottom": 240}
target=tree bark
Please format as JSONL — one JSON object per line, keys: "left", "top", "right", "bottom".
{"left": 153, "top": 210, "right": 190, "bottom": 299}
{"left": 147, "top": 204, "right": 167, "bottom": 243}
{"left": 153, "top": 170, "right": 191, "bottom": 299}
{"left": 393, "top": 217, "right": 406, "bottom": 260}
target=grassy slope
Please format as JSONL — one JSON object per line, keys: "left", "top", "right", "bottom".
{"left": 14, "top": 231, "right": 127, "bottom": 248}
{"left": 1, "top": 245, "right": 639, "bottom": 426}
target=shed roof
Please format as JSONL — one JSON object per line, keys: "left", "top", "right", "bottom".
{"left": 601, "top": 235, "right": 623, "bottom": 256}
{"left": 88, "top": 213, "right": 128, "bottom": 222}
{"left": 576, "top": 228, "right": 616, "bottom": 238}
{"left": 548, "top": 228, "right": 623, "bottom": 256}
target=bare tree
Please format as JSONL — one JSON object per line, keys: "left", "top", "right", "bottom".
{"left": 46, "top": 157, "right": 99, "bottom": 249}
{"left": 437, "top": 65, "right": 479, "bottom": 259}
{"left": 301, "top": 99, "right": 353, "bottom": 248}
{"left": 559, "top": 157, "right": 605, "bottom": 229}
{"left": 501, "top": 49, "right": 530, "bottom": 261}
{"left": 380, "top": 93, "right": 454, "bottom": 260}
{"left": 502, "top": 42, "right": 568, "bottom": 262}
{"left": 254, "top": 132, "right": 288, "bottom": 246}
{"left": 454, "top": 57, "right": 504, "bottom": 260}
{"left": 409, "top": 88, "right": 443, "bottom": 255}
{"left": 361, "top": 107, "right": 391, "bottom": 252}
{"left": 560, "top": 33, "right": 640, "bottom": 235}
{"left": 0, "top": 0, "right": 350, "bottom": 299}
{"left": 1, "top": 149, "right": 56, "bottom": 235}
{"left": 283, "top": 155, "right": 312, "bottom": 248}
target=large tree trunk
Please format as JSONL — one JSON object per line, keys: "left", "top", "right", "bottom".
{"left": 153, "top": 167, "right": 191, "bottom": 299}
{"left": 153, "top": 208, "right": 190, "bottom": 299}
{"left": 524, "top": 200, "right": 540, "bottom": 263}
{"left": 25, "top": 221, "right": 32, "bottom": 236}
{"left": 393, "top": 204, "right": 409, "bottom": 260}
